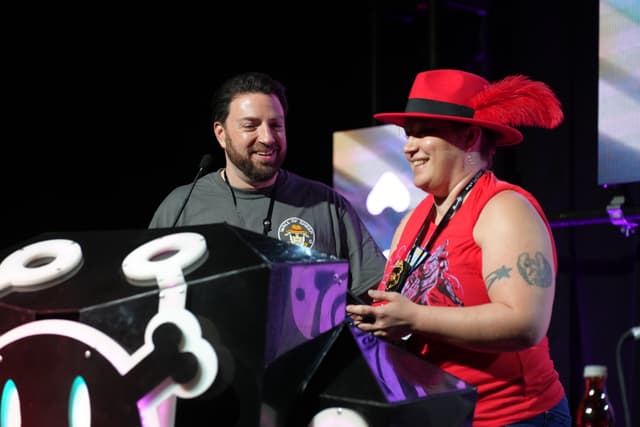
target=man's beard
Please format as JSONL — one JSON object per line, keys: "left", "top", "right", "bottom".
{"left": 225, "top": 136, "right": 285, "bottom": 183}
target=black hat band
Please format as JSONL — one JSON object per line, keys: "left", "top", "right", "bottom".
{"left": 405, "top": 98, "right": 474, "bottom": 118}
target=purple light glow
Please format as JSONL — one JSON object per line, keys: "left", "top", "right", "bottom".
{"left": 549, "top": 214, "right": 640, "bottom": 229}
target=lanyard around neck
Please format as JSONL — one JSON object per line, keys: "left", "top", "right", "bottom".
{"left": 385, "top": 168, "right": 485, "bottom": 292}
{"left": 222, "top": 169, "right": 278, "bottom": 235}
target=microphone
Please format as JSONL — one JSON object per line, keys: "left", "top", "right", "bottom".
{"left": 618, "top": 325, "right": 640, "bottom": 342}
{"left": 171, "top": 154, "right": 214, "bottom": 227}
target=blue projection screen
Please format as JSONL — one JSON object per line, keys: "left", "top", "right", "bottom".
{"left": 332, "top": 124, "right": 426, "bottom": 256}
{"left": 598, "top": 0, "right": 640, "bottom": 186}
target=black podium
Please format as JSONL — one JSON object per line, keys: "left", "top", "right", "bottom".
{"left": 0, "top": 224, "right": 476, "bottom": 426}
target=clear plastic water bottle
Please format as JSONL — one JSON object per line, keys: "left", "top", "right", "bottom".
{"left": 575, "top": 364, "right": 615, "bottom": 427}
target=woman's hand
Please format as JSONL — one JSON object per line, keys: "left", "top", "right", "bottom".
{"left": 346, "top": 289, "right": 416, "bottom": 341}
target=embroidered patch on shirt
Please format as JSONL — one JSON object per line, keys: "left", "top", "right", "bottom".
{"left": 278, "top": 217, "right": 315, "bottom": 248}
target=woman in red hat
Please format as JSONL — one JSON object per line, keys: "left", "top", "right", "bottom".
{"left": 347, "top": 69, "right": 571, "bottom": 426}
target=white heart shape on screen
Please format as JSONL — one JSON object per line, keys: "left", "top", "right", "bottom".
{"left": 366, "top": 172, "right": 411, "bottom": 215}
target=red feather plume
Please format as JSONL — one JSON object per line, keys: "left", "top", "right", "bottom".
{"left": 470, "top": 75, "right": 563, "bottom": 129}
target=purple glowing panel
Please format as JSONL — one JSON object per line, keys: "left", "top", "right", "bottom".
{"left": 264, "top": 261, "right": 349, "bottom": 366}
{"left": 349, "top": 324, "right": 473, "bottom": 403}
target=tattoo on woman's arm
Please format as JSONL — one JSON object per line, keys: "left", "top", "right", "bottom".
{"left": 517, "top": 251, "right": 552, "bottom": 288}
{"left": 486, "top": 266, "right": 512, "bottom": 291}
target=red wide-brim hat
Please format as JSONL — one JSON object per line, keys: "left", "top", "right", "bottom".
{"left": 374, "top": 69, "right": 563, "bottom": 146}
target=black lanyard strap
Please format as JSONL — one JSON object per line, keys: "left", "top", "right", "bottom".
{"left": 385, "top": 169, "right": 485, "bottom": 292}
{"left": 223, "top": 169, "right": 278, "bottom": 236}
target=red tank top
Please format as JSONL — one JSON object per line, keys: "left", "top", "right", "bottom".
{"left": 378, "top": 171, "right": 565, "bottom": 426}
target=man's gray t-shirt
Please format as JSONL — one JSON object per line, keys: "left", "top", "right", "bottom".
{"left": 149, "top": 169, "right": 386, "bottom": 296}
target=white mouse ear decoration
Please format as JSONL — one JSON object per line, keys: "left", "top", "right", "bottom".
{"left": 471, "top": 74, "right": 564, "bottom": 129}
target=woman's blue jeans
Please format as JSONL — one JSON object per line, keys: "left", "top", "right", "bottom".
{"left": 504, "top": 396, "right": 572, "bottom": 427}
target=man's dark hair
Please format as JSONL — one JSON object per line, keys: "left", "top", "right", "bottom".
{"left": 211, "top": 72, "right": 289, "bottom": 123}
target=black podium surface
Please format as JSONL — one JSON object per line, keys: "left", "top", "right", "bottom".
{"left": 0, "top": 223, "right": 476, "bottom": 426}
